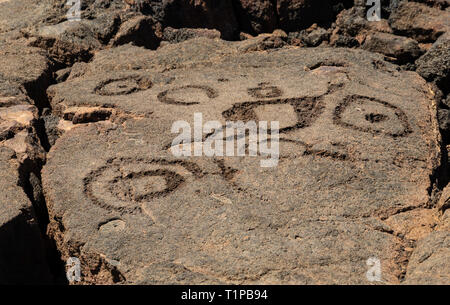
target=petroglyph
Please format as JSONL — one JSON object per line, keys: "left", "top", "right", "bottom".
{"left": 333, "top": 95, "right": 412, "bottom": 137}
{"left": 222, "top": 96, "right": 325, "bottom": 133}
{"left": 157, "top": 85, "right": 218, "bottom": 105}
{"left": 83, "top": 157, "right": 203, "bottom": 214}
{"left": 42, "top": 41, "right": 440, "bottom": 284}
{"left": 247, "top": 82, "right": 283, "bottom": 99}
{"left": 94, "top": 75, "right": 153, "bottom": 96}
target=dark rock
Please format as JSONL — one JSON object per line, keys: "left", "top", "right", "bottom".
{"left": 438, "top": 109, "right": 450, "bottom": 133}
{"left": 232, "top": 0, "right": 277, "bottom": 35}
{"left": 362, "top": 32, "right": 422, "bottom": 64}
{"left": 416, "top": 33, "right": 450, "bottom": 93}
{"left": 162, "top": 27, "right": 221, "bottom": 43}
{"left": 28, "top": 11, "right": 122, "bottom": 66}
{"left": 389, "top": 1, "right": 450, "bottom": 42}
{"left": 111, "top": 15, "right": 161, "bottom": 49}
{"left": 330, "top": 33, "right": 360, "bottom": 47}
{"left": 162, "top": 0, "right": 239, "bottom": 40}
{"left": 287, "top": 26, "right": 330, "bottom": 47}
{"left": 28, "top": 21, "right": 102, "bottom": 66}
{"left": 55, "top": 67, "right": 72, "bottom": 84}
{"left": 277, "top": 0, "right": 352, "bottom": 32}
{"left": 0, "top": 147, "right": 52, "bottom": 284}
{"left": 42, "top": 112, "right": 63, "bottom": 147}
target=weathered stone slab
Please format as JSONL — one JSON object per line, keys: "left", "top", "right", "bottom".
{"left": 0, "top": 147, "right": 51, "bottom": 284}
{"left": 43, "top": 39, "right": 441, "bottom": 284}
{"left": 0, "top": 42, "right": 52, "bottom": 109}
{"left": 404, "top": 231, "right": 450, "bottom": 284}
{"left": 389, "top": 2, "right": 450, "bottom": 42}
{"left": 0, "top": 0, "right": 62, "bottom": 41}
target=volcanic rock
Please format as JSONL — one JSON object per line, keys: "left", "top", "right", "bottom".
{"left": 404, "top": 231, "right": 450, "bottom": 284}
{"left": 389, "top": 1, "right": 450, "bottom": 42}
{"left": 362, "top": 32, "right": 422, "bottom": 64}
{"left": 42, "top": 38, "right": 441, "bottom": 284}
{"left": 0, "top": 147, "right": 51, "bottom": 284}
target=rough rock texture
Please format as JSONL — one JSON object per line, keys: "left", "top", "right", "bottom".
{"left": 41, "top": 38, "right": 442, "bottom": 284}
{"left": 0, "top": 0, "right": 62, "bottom": 41}
{"left": 110, "top": 15, "right": 161, "bottom": 49}
{"left": 161, "top": 0, "right": 239, "bottom": 40}
{"left": 416, "top": 33, "right": 450, "bottom": 93}
{"left": 233, "top": 0, "right": 277, "bottom": 35}
{"left": 389, "top": 1, "right": 450, "bottom": 42}
{"left": 162, "top": 27, "right": 221, "bottom": 44}
{"left": 0, "top": 0, "right": 449, "bottom": 286}
{"left": 362, "top": 32, "right": 422, "bottom": 64}
{"left": 0, "top": 147, "right": 51, "bottom": 284}
{"left": 438, "top": 185, "right": 450, "bottom": 212}
{"left": 0, "top": 41, "right": 52, "bottom": 108}
{"left": 276, "top": 0, "right": 351, "bottom": 32}
{"left": 404, "top": 231, "right": 450, "bottom": 284}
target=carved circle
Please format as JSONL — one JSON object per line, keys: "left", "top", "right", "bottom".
{"left": 94, "top": 75, "right": 153, "bottom": 96}
{"left": 333, "top": 95, "right": 412, "bottom": 137}
{"left": 157, "top": 85, "right": 218, "bottom": 105}
{"left": 83, "top": 158, "right": 202, "bottom": 214}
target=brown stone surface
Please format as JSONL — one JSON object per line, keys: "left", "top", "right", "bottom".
{"left": 404, "top": 231, "right": 450, "bottom": 284}
{"left": 0, "top": 0, "right": 61, "bottom": 41}
{"left": 389, "top": 2, "right": 450, "bottom": 42}
{"left": 0, "top": 0, "right": 448, "bottom": 286}
{"left": 362, "top": 32, "right": 422, "bottom": 64}
{"left": 0, "top": 147, "right": 51, "bottom": 284}
{"left": 42, "top": 38, "right": 441, "bottom": 284}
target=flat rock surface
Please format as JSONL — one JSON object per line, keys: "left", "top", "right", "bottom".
{"left": 42, "top": 39, "right": 441, "bottom": 284}
{"left": 0, "top": 41, "right": 52, "bottom": 107}
{"left": 0, "top": 0, "right": 59, "bottom": 41}
{"left": 404, "top": 231, "right": 450, "bottom": 284}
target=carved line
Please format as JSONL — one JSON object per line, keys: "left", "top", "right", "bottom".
{"left": 157, "top": 85, "right": 218, "bottom": 105}
{"left": 333, "top": 95, "right": 412, "bottom": 137}
{"left": 222, "top": 96, "right": 325, "bottom": 134}
{"left": 247, "top": 82, "right": 283, "bottom": 99}
{"left": 83, "top": 158, "right": 203, "bottom": 214}
{"left": 94, "top": 75, "right": 153, "bottom": 96}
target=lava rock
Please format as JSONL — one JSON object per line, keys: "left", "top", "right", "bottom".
{"left": 111, "top": 15, "right": 161, "bottom": 49}
{"left": 277, "top": 0, "right": 352, "bottom": 32}
{"left": 416, "top": 33, "right": 450, "bottom": 93}
{"left": 389, "top": 1, "right": 450, "bottom": 42}
{"left": 362, "top": 32, "right": 422, "bottom": 64}
{"left": 162, "top": 27, "right": 221, "bottom": 44}
{"left": 0, "top": 147, "right": 52, "bottom": 284}
{"left": 43, "top": 38, "right": 440, "bottom": 284}
{"left": 233, "top": 0, "right": 277, "bottom": 35}
{"left": 161, "top": 0, "right": 239, "bottom": 40}
{"left": 405, "top": 231, "right": 450, "bottom": 284}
